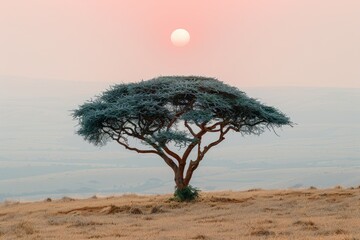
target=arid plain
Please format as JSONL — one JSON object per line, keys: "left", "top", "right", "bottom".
{"left": 1, "top": 187, "right": 360, "bottom": 240}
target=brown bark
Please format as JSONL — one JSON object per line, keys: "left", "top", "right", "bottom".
{"left": 184, "top": 160, "right": 200, "bottom": 186}
{"left": 183, "top": 127, "right": 226, "bottom": 187}
{"left": 174, "top": 163, "right": 186, "bottom": 190}
{"left": 175, "top": 176, "right": 185, "bottom": 190}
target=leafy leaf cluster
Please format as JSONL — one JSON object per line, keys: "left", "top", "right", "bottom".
{"left": 72, "top": 76, "right": 291, "bottom": 148}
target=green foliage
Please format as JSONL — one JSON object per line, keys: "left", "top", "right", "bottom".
{"left": 72, "top": 76, "right": 292, "bottom": 147}
{"left": 173, "top": 185, "right": 200, "bottom": 202}
{"left": 152, "top": 130, "right": 194, "bottom": 148}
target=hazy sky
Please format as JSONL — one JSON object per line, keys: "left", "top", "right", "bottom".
{"left": 1, "top": 0, "right": 360, "bottom": 87}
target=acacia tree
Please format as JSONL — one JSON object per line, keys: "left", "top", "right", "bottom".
{"left": 73, "top": 76, "right": 291, "bottom": 199}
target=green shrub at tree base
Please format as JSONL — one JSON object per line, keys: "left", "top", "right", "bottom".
{"left": 173, "top": 185, "right": 200, "bottom": 202}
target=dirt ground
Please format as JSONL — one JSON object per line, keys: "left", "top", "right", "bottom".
{"left": 1, "top": 187, "right": 360, "bottom": 240}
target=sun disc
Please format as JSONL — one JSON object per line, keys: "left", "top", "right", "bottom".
{"left": 171, "top": 29, "right": 190, "bottom": 47}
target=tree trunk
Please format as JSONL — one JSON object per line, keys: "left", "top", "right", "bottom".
{"left": 174, "top": 163, "right": 187, "bottom": 190}
{"left": 184, "top": 159, "right": 201, "bottom": 186}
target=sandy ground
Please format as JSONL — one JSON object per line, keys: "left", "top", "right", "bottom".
{"left": 0, "top": 187, "right": 360, "bottom": 240}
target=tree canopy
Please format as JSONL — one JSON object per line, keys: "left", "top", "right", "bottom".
{"left": 73, "top": 76, "right": 292, "bottom": 196}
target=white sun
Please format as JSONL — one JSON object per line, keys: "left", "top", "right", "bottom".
{"left": 171, "top": 29, "right": 190, "bottom": 47}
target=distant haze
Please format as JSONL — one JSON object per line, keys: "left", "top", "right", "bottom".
{"left": 0, "top": 77, "right": 359, "bottom": 201}
{"left": 1, "top": 0, "right": 360, "bottom": 87}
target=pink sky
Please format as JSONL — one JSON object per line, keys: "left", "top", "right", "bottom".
{"left": 1, "top": 0, "right": 359, "bottom": 87}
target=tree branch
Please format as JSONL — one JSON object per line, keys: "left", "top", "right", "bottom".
{"left": 167, "top": 100, "right": 195, "bottom": 130}
{"left": 201, "top": 131, "right": 226, "bottom": 157}
{"left": 242, "top": 120, "right": 266, "bottom": 127}
{"left": 162, "top": 145, "right": 182, "bottom": 163}
{"left": 116, "top": 139, "right": 160, "bottom": 155}
{"left": 127, "top": 120, "right": 139, "bottom": 133}
{"left": 157, "top": 152, "right": 178, "bottom": 173}
{"left": 206, "top": 121, "right": 223, "bottom": 131}
{"left": 117, "top": 138, "right": 178, "bottom": 173}
{"left": 224, "top": 126, "right": 239, "bottom": 134}
{"left": 103, "top": 126, "right": 178, "bottom": 172}
{"left": 184, "top": 120, "right": 196, "bottom": 136}
{"left": 181, "top": 129, "right": 206, "bottom": 164}
{"left": 184, "top": 126, "right": 226, "bottom": 185}
{"left": 167, "top": 109, "right": 186, "bottom": 130}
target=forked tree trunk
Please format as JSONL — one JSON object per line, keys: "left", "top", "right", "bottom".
{"left": 174, "top": 163, "right": 187, "bottom": 190}
{"left": 174, "top": 161, "right": 199, "bottom": 190}
{"left": 175, "top": 176, "right": 186, "bottom": 190}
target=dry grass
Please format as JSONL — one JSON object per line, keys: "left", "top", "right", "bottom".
{"left": 0, "top": 188, "right": 360, "bottom": 239}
